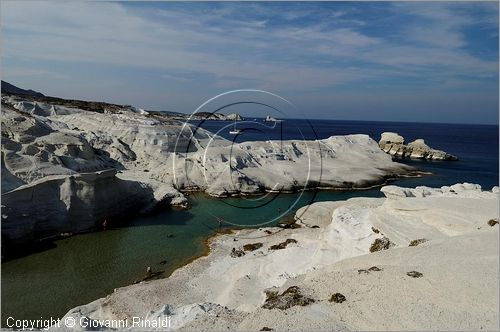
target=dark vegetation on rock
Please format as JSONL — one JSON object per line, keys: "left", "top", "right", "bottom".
{"left": 358, "top": 266, "right": 383, "bottom": 274}
{"left": 243, "top": 243, "right": 263, "bottom": 251}
{"left": 329, "top": 293, "right": 346, "bottom": 303}
{"left": 269, "top": 239, "right": 297, "bottom": 250}
{"left": 368, "top": 266, "right": 382, "bottom": 271}
{"left": 262, "top": 286, "right": 315, "bottom": 310}
{"left": 230, "top": 248, "right": 246, "bottom": 258}
{"left": 487, "top": 219, "right": 498, "bottom": 227}
{"left": 407, "top": 271, "right": 423, "bottom": 278}
{"left": 409, "top": 238, "right": 427, "bottom": 246}
{"left": 369, "top": 236, "right": 394, "bottom": 252}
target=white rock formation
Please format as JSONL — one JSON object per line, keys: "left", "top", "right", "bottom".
{"left": 225, "top": 113, "right": 242, "bottom": 120}
{"left": 1, "top": 95, "right": 413, "bottom": 243}
{"left": 1, "top": 170, "right": 155, "bottom": 244}
{"left": 379, "top": 132, "right": 458, "bottom": 160}
{"left": 57, "top": 184, "right": 499, "bottom": 331}
{"left": 379, "top": 132, "right": 404, "bottom": 145}
{"left": 381, "top": 182, "right": 495, "bottom": 199}
{"left": 191, "top": 112, "right": 242, "bottom": 121}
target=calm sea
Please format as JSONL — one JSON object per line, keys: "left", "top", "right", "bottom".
{"left": 197, "top": 118, "right": 499, "bottom": 189}
{"left": 2, "top": 119, "right": 498, "bottom": 324}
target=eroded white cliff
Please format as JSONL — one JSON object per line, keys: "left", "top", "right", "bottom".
{"left": 1, "top": 95, "right": 413, "bottom": 243}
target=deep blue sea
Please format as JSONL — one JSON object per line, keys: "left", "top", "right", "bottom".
{"left": 2, "top": 119, "right": 498, "bottom": 324}
{"left": 195, "top": 118, "right": 499, "bottom": 189}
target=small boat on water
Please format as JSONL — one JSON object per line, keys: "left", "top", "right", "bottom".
{"left": 229, "top": 118, "right": 242, "bottom": 135}
{"left": 264, "top": 115, "right": 282, "bottom": 122}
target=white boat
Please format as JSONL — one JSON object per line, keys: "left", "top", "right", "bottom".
{"left": 229, "top": 118, "right": 242, "bottom": 135}
{"left": 264, "top": 115, "right": 282, "bottom": 122}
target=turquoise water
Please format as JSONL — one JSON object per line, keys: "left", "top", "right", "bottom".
{"left": 2, "top": 119, "right": 498, "bottom": 324}
{"left": 1, "top": 189, "right": 383, "bottom": 323}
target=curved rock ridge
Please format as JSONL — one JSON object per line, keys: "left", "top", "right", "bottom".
{"left": 379, "top": 132, "right": 458, "bottom": 160}
{"left": 1, "top": 95, "right": 413, "bottom": 244}
{"left": 57, "top": 184, "right": 499, "bottom": 331}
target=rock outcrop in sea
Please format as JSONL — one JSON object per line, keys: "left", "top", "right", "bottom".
{"left": 1, "top": 91, "right": 414, "bottom": 245}
{"left": 379, "top": 132, "right": 458, "bottom": 160}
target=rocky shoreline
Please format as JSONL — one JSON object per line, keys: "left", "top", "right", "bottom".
{"left": 2, "top": 90, "right": 496, "bottom": 331}
{"left": 1, "top": 93, "right": 415, "bottom": 246}
{"left": 57, "top": 183, "right": 499, "bottom": 331}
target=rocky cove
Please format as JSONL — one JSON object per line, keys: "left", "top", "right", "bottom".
{"left": 1, "top": 93, "right": 421, "bottom": 249}
{"left": 2, "top": 0, "right": 499, "bottom": 329}
{"left": 1, "top": 92, "right": 420, "bottom": 322}
{"left": 55, "top": 183, "right": 499, "bottom": 331}
{"left": 2, "top": 189, "right": 384, "bottom": 324}
{"left": 2, "top": 92, "right": 497, "bottom": 331}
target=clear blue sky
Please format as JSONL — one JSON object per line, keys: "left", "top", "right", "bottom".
{"left": 2, "top": 1, "right": 498, "bottom": 124}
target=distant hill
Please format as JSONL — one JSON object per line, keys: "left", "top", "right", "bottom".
{"left": 1, "top": 80, "right": 45, "bottom": 97}
{"left": 1, "top": 80, "right": 187, "bottom": 116}
{"left": 1, "top": 80, "right": 132, "bottom": 113}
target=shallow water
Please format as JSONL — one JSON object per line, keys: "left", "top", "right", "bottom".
{"left": 1, "top": 189, "right": 384, "bottom": 322}
{"left": 2, "top": 120, "right": 498, "bottom": 324}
